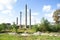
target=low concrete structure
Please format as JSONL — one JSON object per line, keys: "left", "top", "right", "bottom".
{"left": 8, "top": 32, "right": 17, "bottom": 35}
{"left": 33, "top": 31, "right": 41, "bottom": 35}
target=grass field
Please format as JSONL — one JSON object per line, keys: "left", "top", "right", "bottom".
{"left": 0, "top": 33, "right": 60, "bottom": 40}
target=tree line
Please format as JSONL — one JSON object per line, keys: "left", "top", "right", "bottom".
{"left": 0, "top": 9, "right": 60, "bottom": 33}
{"left": 0, "top": 17, "right": 60, "bottom": 33}
{"left": 35, "top": 17, "right": 60, "bottom": 32}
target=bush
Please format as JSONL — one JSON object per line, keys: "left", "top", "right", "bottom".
{"left": 38, "top": 17, "right": 51, "bottom": 32}
{"left": 45, "top": 24, "right": 60, "bottom": 32}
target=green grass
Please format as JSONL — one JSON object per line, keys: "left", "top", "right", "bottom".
{"left": 0, "top": 33, "right": 60, "bottom": 40}
{"left": 17, "top": 28, "right": 36, "bottom": 33}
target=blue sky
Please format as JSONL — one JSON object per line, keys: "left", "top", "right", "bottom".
{"left": 0, "top": 0, "right": 60, "bottom": 25}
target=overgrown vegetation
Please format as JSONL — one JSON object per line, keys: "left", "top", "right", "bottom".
{"left": 0, "top": 17, "right": 60, "bottom": 33}
{"left": 0, "top": 9, "right": 60, "bottom": 33}
{"left": 36, "top": 17, "right": 60, "bottom": 32}
{"left": 0, "top": 34, "right": 60, "bottom": 40}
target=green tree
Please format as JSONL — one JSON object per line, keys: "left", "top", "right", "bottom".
{"left": 57, "top": 24, "right": 60, "bottom": 31}
{"left": 12, "top": 22, "right": 18, "bottom": 33}
{"left": 53, "top": 9, "right": 60, "bottom": 24}
{"left": 1, "top": 23, "right": 7, "bottom": 31}
{"left": 32, "top": 24, "right": 38, "bottom": 32}
{"left": 0, "top": 24, "right": 3, "bottom": 31}
{"left": 39, "top": 17, "right": 50, "bottom": 32}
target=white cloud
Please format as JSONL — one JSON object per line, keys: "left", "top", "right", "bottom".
{"left": 0, "top": 18, "right": 10, "bottom": 23}
{"left": 42, "top": 5, "right": 55, "bottom": 22}
{"left": 29, "top": 12, "right": 39, "bottom": 25}
{"left": 0, "top": 15, "right": 13, "bottom": 24}
{"left": 19, "top": 11, "right": 40, "bottom": 25}
{"left": 0, "top": 0, "right": 17, "bottom": 24}
{"left": 0, "top": 0, "right": 17, "bottom": 10}
{"left": 45, "top": 13, "right": 53, "bottom": 18}
{"left": 31, "top": 12, "right": 40, "bottom": 24}
{"left": 57, "top": 3, "right": 60, "bottom": 8}
{"left": 21, "top": 9, "right": 40, "bottom": 25}
{"left": 44, "top": 10, "right": 55, "bottom": 22}
{"left": 21, "top": 14, "right": 36, "bottom": 25}
{"left": 0, "top": 0, "right": 17, "bottom": 5}
{"left": 6, "top": 5, "right": 13, "bottom": 10}
{"left": 1, "top": 10, "right": 11, "bottom": 14}
{"left": 43, "top": 5, "right": 51, "bottom": 12}
{"left": 0, "top": 0, "right": 10, "bottom": 5}
{"left": 0, "top": 4, "right": 4, "bottom": 10}
{"left": 32, "top": 12, "right": 39, "bottom": 16}
{"left": 27, "top": 15, "right": 40, "bottom": 25}
{"left": 0, "top": 0, "right": 17, "bottom": 16}
{"left": 21, "top": 8, "right": 29, "bottom": 13}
